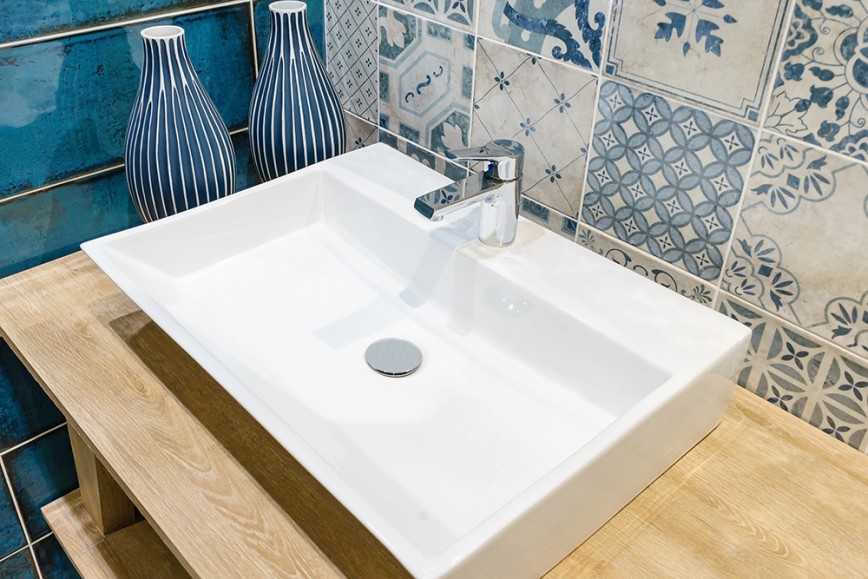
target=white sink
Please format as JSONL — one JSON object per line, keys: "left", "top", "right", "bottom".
{"left": 82, "top": 144, "right": 750, "bottom": 579}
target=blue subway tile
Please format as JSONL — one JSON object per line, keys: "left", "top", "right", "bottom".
{"left": 4, "top": 427, "right": 78, "bottom": 540}
{"left": 254, "top": 0, "right": 326, "bottom": 65}
{"left": 33, "top": 535, "right": 80, "bottom": 579}
{"left": 0, "top": 549, "right": 37, "bottom": 579}
{"left": 0, "top": 478, "right": 26, "bottom": 560}
{"left": 0, "top": 5, "right": 254, "bottom": 199}
{"left": 0, "top": 169, "right": 142, "bottom": 279}
{"left": 0, "top": 341, "right": 64, "bottom": 452}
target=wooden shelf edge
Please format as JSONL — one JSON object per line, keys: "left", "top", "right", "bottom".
{"left": 43, "top": 490, "right": 189, "bottom": 579}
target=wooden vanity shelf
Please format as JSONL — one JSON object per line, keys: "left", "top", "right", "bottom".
{"left": 0, "top": 252, "right": 865, "bottom": 578}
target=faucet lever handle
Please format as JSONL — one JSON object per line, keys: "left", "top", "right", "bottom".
{"left": 445, "top": 140, "right": 524, "bottom": 181}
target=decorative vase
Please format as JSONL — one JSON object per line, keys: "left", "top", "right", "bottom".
{"left": 124, "top": 25, "right": 236, "bottom": 223}
{"left": 249, "top": 1, "right": 346, "bottom": 182}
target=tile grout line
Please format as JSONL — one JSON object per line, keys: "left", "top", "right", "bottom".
{"left": 0, "top": 544, "right": 29, "bottom": 565}
{"left": 248, "top": 0, "right": 260, "bottom": 77}
{"left": 0, "top": 0, "right": 250, "bottom": 50}
{"left": 0, "top": 423, "right": 68, "bottom": 458}
{"left": 753, "top": 0, "right": 798, "bottom": 131}
{"left": 0, "top": 458, "right": 36, "bottom": 567}
{"left": 0, "top": 163, "right": 125, "bottom": 207}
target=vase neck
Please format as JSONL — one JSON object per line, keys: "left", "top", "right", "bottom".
{"left": 140, "top": 25, "right": 194, "bottom": 71}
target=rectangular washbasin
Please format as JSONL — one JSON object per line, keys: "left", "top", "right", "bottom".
{"left": 82, "top": 144, "right": 750, "bottom": 578}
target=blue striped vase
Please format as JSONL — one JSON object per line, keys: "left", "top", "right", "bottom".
{"left": 249, "top": 1, "right": 346, "bottom": 181}
{"left": 124, "top": 25, "right": 236, "bottom": 223}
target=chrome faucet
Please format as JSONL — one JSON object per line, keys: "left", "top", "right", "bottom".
{"left": 414, "top": 140, "right": 524, "bottom": 247}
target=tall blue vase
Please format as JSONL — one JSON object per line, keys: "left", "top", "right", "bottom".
{"left": 249, "top": 1, "right": 346, "bottom": 182}
{"left": 124, "top": 25, "right": 236, "bottom": 223}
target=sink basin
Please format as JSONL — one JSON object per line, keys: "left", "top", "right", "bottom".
{"left": 82, "top": 144, "right": 750, "bottom": 578}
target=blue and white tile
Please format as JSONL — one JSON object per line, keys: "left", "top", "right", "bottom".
{"left": 472, "top": 40, "right": 597, "bottom": 217}
{"left": 581, "top": 81, "right": 755, "bottom": 281}
{"left": 379, "top": 130, "right": 468, "bottom": 181}
{"left": 346, "top": 113, "right": 380, "bottom": 150}
{"left": 766, "top": 0, "right": 868, "bottom": 161}
{"left": 719, "top": 295, "right": 868, "bottom": 454}
{"left": 477, "top": 0, "right": 610, "bottom": 73}
{"left": 578, "top": 225, "right": 717, "bottom": 306}
{"left": 606, "top": 0, "right": 791, "bottom": 122}
{"left": 723, "top": 133, "right": 868, "bottom": 359}
{"left": 381, "top": 0, "right": 476, "bottom": 32}
{"left": 326, "top": 0, "right": 378, "bottom": 122}
{"left": 521, "top": 197, "right": 578, "bottom": 240}
{"left": 379, "top": 7, "right": 475, "bottom": 154}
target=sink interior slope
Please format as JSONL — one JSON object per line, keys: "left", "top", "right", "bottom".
{"left": 82, "top": 144, "right": 750, "bottom": 579}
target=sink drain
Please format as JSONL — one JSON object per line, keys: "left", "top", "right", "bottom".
{"left": 365, "top": 338, "right": 422, "bottom": 377}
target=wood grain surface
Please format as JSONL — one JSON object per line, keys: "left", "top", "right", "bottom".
{"left": 2, "top": 252, "right": 867, "bottom": 578}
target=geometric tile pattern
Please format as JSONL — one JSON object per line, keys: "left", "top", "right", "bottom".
{"left": 606, "top": 0, "right": 792, "bottom": 122}
{"left": 379, "top": 129, "right": 468, "bottom": 182}
{"left": 766, "top": 0, "right": 868, "bottom": 161}
{"left": 472, "top": 39, "right": 597, "bottom": 217}
{"left": 379, "top": 7, "right": 475, "bottom": 154}
{"left": 379, "top": 0, "right": 475, "bottom": 31}
{"left": 719, "top": 295, "right": 868, "bottom": 454}
{"left": 520, "top": 196, "right": 579, "bottom": 240}
{"left": 578, "top": 225, "right": 717, "bottom": 307}
{"left": 326, "top": 0, "right": 378, "bottom": 122}
{"left": 582, "top": 81, "right": 756, "bottom": 281}
{"left": 477, "top": 0, "right": 610, "bottom": 73}
{"left": 346, "top": 114, "right": 380, "bottom": 151}
{"left": 723, "top": 134, "right": 868, "bottom": 359}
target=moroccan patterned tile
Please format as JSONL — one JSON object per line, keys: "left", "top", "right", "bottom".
{"left": 32, "top": 535, "right": 78, "bottom": 579}
{"left": 719, "top": 295, "right": 868, "bottom": 453}
{"left": 477, "top": 0, "right": 609, "bottom": 73}
{"left": 0, "top": 5, "right": 254, "bottom": 199}
{"left": 0, "top": 340, "right": 65, "bottom": 451}
{"left": 326, "top": 0, "right": 378, "bottom": 122}
{"left": 254, "top": 0, "right": 326, "bottom": 61}
{"left": 521, "top": 197, "right": 578, "bottom": 240}
{"left": 581, "top": 81, "right": 755, "bottom": 281}
{"left": 4, "top": 427, "right": 78, "bottom": 539}
{"left": 766, "top": 0, "right": 868, "bottom": 161}
{"left": 378, "top": 129, "right": 467, "bottom": 181}
{"left": 0, "top": 550, "right": 37, "bottom": 579}
{"left": 723, "top": 134, "right": 868, "bottom": 359}
{"left": 605, "top": 0, "right": 791, "bottom": 122}
{"left": 578, "top": 225, "right": 717, "bottom": 306}
{"left": 472, "top": 40, "right": 597, "bottom": 217}
{"left": 346, "top": 114, "right": 379, "bottom": 150}
{"left": 379, "top": 7, "right": 475, "bottom": 154}
{"left": 0, "top": 477, "right": 26, "bottom": 560}
{"left": 380, "top": 0, "right": 475, "bottom": 32}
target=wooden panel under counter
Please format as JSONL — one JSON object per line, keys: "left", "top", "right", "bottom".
{"left": 0, "top": 252, "right": 865, "bottom": 578}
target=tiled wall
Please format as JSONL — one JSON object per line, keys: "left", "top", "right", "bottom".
{"left": 326, "top": 0, "right": 868, "bottom": 454}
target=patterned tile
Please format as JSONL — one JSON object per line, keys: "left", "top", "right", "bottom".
{"left": 254, "top": 0, "right": 326, "bottom": 61}
{"left": 719, "top": 295, "right": 868, "bottom": 453}
{"left": 346, "top": 114, "right": 379, "bottom": 150}
{"left": 0, "top": 340, "right": 65, "bottom": 451}
{"left": 32, "top": 535, "right": 79, "bottom": 579}
{"left": 472, "top": 40, "right": 597, "bottom": 217}
{"left": 380, "top": 0, "right": 475, "bottom": 31}
{"left": 379, "top": 7, "right": 475, "bottom": 154}
{"left": 477, "top": 0, "right": 610, "bottom": 73}
{"left": 379, "top": 129, "right": 468, "bottom": 181}
{"left": 0, "top": 477, "right": 26, "bottom": 560}
{"left": 4, "top": 427, "right": 78, "bottom": 540}
{"left": 581, "top": 81, "right": 755, "bottom": 281}
{"left": 767, "top": 0, "right": 868, "bottom": 161}
{"left": 0, "top": 550, "right": 38, "bottom": 578}
{"left": 0, "top": 6, "right": 255, "bottom": 200}
{"left": 723, "top": 134, "right": 868, "bottom": 359}
{"left": 578, "top": 225, "right": 716, "bottom": 306}
{"left": 520, "top": 197, "right": 578, "bottom": 240}
{"left": 326, "top": 0, "right": 378, "bottom": 122}
{"left": 606, "top": 0, "right": 791, "bottom": 122}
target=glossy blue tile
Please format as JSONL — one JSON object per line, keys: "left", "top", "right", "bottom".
{"left": 0, "top": 341, "right": 64, "bottom": 452}
{"left": 0, "top": 478, "right": 26, "bottom": 560}
{"left": 4, "top": 427, "right": 78, "bottom": 540}
{"left": 0, "top": 169, "right": 142, "bottom": 279}
{"left": 0, "top": 1, "right": 212, "bottom": 44}
{"left": 0, "top": 549, "right": 37, "bottom": 579}
{"left": 0, "top": 5, "right": 254, "bottom": 199}
{"left": 33, "top": 535, "right": 79, "bottom": 579}
{"left": 254, "top": 0, "right": 326, "bottom": 64}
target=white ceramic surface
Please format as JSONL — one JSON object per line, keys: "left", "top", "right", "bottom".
{"left": 82, "top": 144, "right": 750, "bottom": 579}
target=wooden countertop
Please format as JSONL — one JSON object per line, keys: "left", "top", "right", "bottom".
{"left": 0, "top": 252, "right": 865, "bottom": 578}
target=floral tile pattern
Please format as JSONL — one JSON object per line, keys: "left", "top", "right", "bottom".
{"left": 582, "top": 81, "right": 755, "bottom": 281}
{"left": 472, "top": 40, "right": 597, "bottom": 217}
{"left": 719, "top": 295, "right": 868, "bottom": 453}
{"left": 605, "top": 0, "right": 791, "bottom": 122}
{"left": 379, "top": 129, "right": 468, "bottom": 181}
{"left": 326, "top": 0, "right": 378, "bottom": 122}
{"left": 723, "top": 134, "right": 868, "bottom": 359}
{"left": 766, "top": 0, "right": 868, "bottom": 161}
{"left": 578, "top": 225, "right": 717, "bottom": 306}
{"left": 379, "top": 7, "right": 475, "bottom": 154}
{"left": 346, "top": 113, "right": 379, "bottom": 150}
{"left": 477, "top": 0, "right": 610, "bottom": 73}
{"left": 380, "top": 0, "right": 476, "bottom": 31}
{"left": 521, "top": 196, "right": 578, "bottom": 240}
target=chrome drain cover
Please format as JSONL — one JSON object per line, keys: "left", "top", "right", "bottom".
{"left": 364, "top": 338, "right": 422, "bottom": 377}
